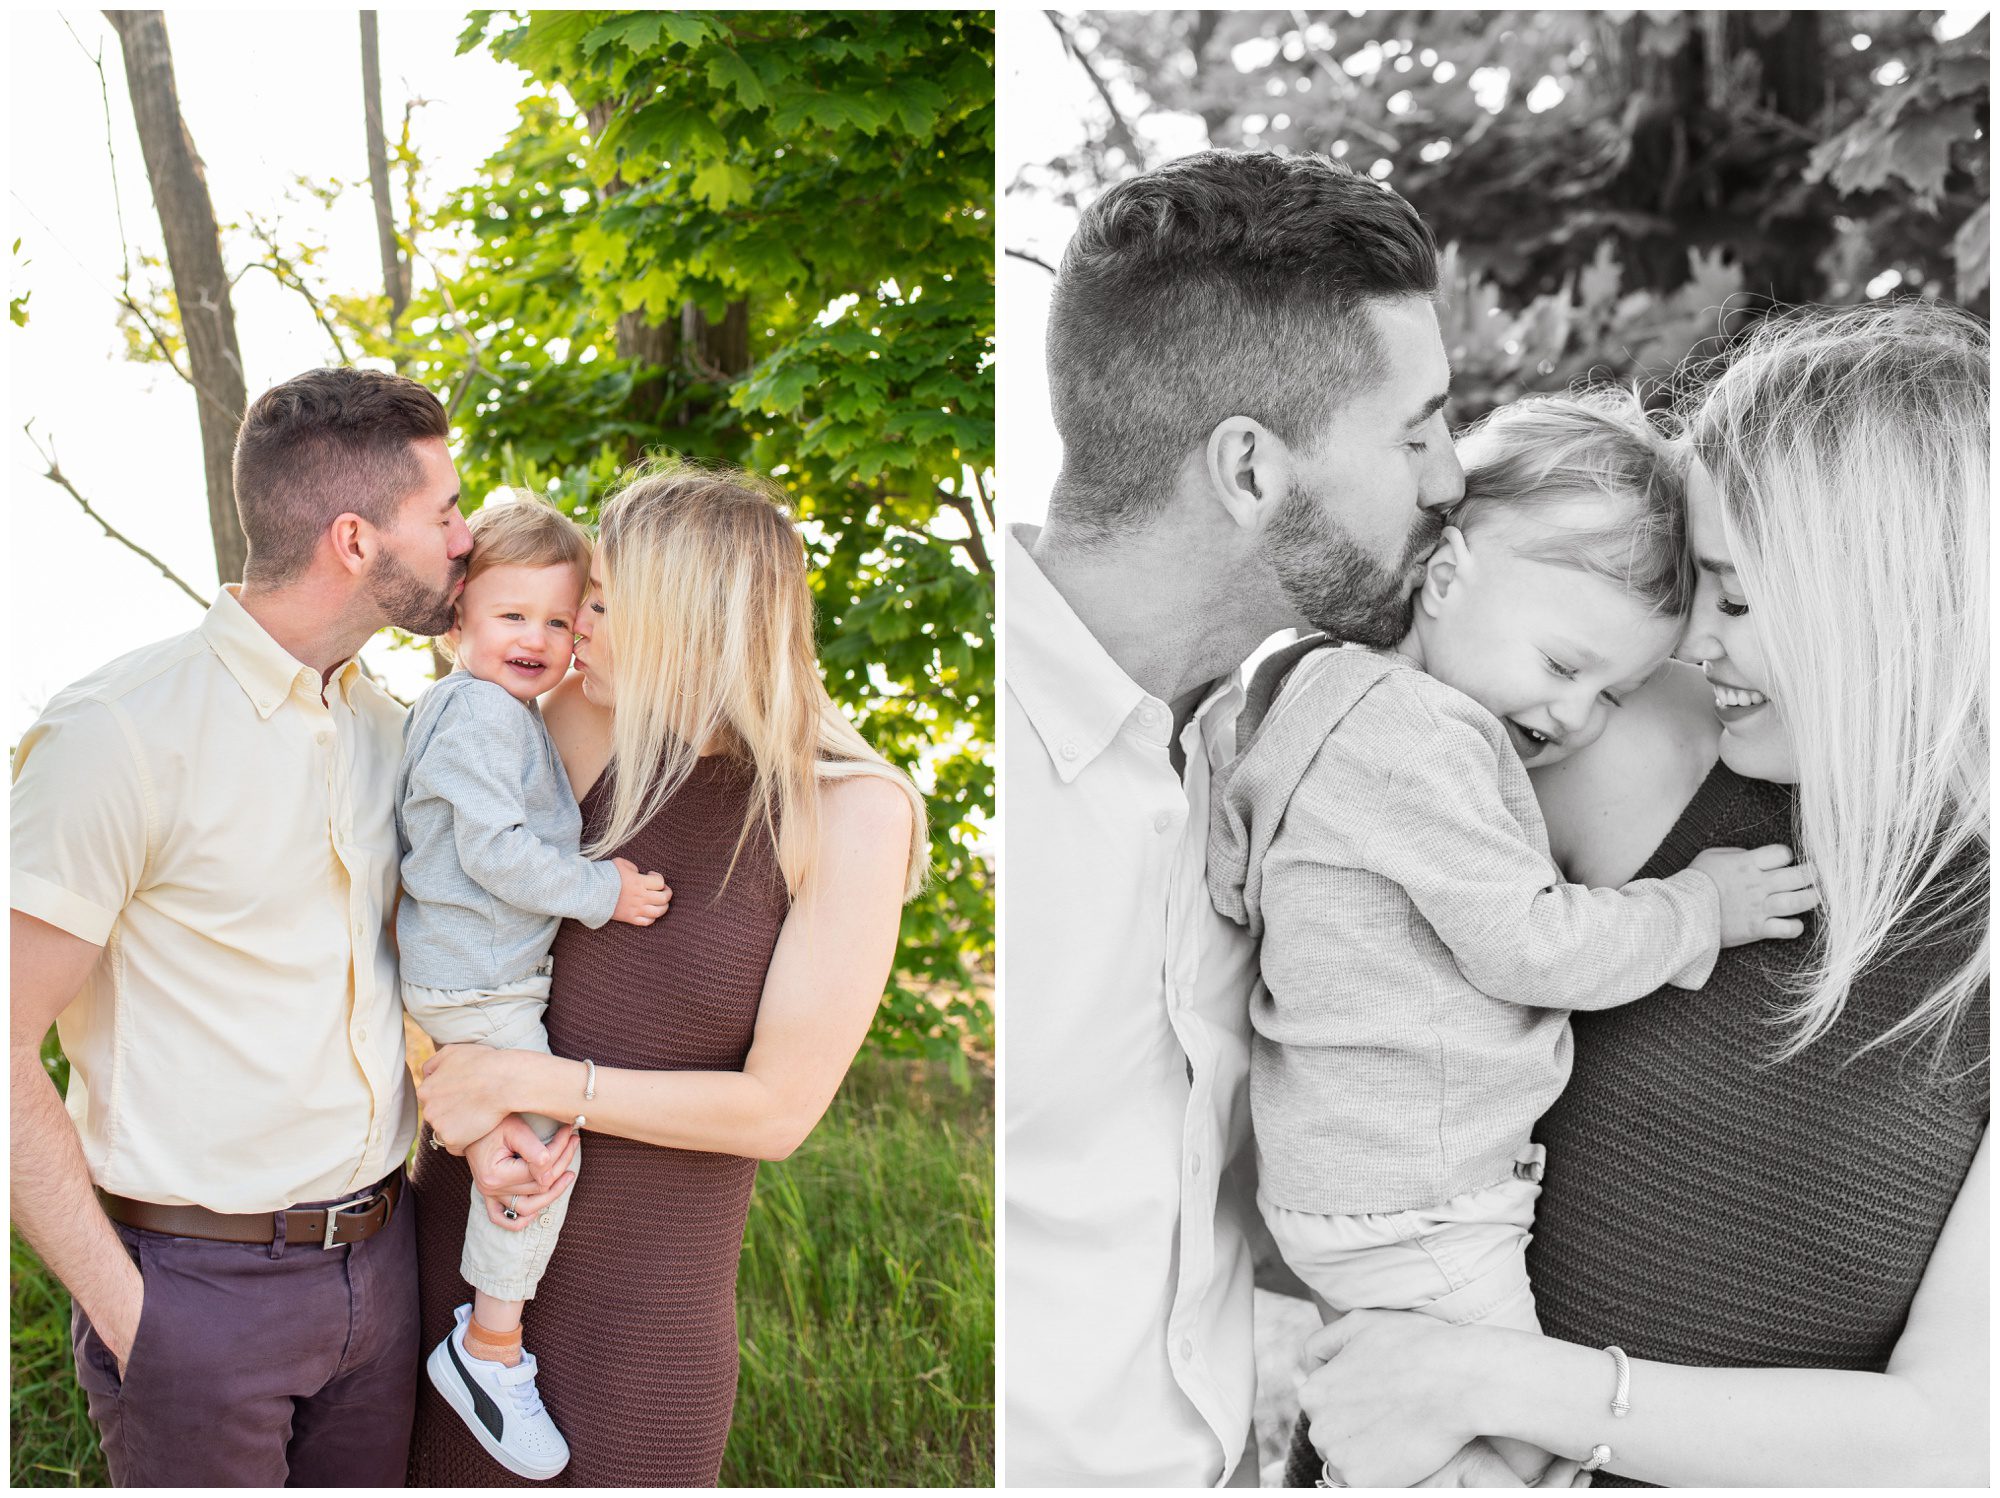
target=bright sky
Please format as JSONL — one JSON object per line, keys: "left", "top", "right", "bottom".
{"left": 999, "top": 14, "right": 1208, "bottom": 530}
{"left": 7, "top": 11, "right": 527, "bottom": 740}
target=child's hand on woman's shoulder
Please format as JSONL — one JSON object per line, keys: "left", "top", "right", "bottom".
{"left": 1690, "top": 843, "right": 1819, "bottom": 947}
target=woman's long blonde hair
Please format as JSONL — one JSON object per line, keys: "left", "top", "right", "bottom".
{"left": 583, "top": 459, "right": 928, "bottom": 902}
{"left": 1689, "top": 300, "right": 1988, "bottom": 1067}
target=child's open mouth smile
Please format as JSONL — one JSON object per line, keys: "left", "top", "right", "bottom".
{"left": 1503, "top": 717, "right": 1560, "bottom": 762}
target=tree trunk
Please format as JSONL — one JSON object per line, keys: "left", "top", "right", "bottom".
{"left": 688, "top": 299, "right": 750, "bottom": 376}
{"left": 360, "top": 11, "right": 409, "bottom": 336}
{"left": 583, "top": 99, "right": 682, "bottom": 438}
{"left": 105, "top": 9, "right": 249, "bottom": 586}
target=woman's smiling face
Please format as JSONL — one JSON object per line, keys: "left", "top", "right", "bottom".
{"left": 1678, "top": 460, "right": 1798, "bottom": 784}
{"left": 571, "top": 556, "right": 615, "bottom": 708}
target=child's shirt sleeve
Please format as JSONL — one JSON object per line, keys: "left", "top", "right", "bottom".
{"left": 1353, "top": 696, "right": 1719, "bottom": 1010}
{"left": 405, "top": 689, "right": 623, "bottom": 928}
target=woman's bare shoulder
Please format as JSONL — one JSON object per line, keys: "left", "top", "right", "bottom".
{"left": 1531, "top": 661, "right": 1721, "bottom": 886}
{"left": 819, "top": 767, "right": 916, "bottom": 840}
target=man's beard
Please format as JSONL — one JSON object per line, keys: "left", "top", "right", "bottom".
{"left": 366, "top": 548, "right": 463, "bottom": 636}
{"left": 1262, "top": 482, "right": 1443, "bottom": 648}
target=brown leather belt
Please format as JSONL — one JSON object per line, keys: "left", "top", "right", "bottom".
{"left": 96, "top": 1171, "right": 403, "bottom": 1250}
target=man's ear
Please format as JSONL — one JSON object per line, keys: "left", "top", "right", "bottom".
{"left": 1416, "top": 524, "right": 1472, "bottom": 619}
{"left": 1203, "top": 417, "right": 1289, "bottom": 531}
{"left": 326, "top": 512, "right": 377, "bottom": 579}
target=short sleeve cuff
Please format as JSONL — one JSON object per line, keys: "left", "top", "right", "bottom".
{"left": 10, "top": 870, "right": 118, "bottom": 946}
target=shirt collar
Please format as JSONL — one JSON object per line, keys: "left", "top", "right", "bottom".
{"left": 200, "top": 584, "right": 364, "bottom": 719}
{"left": 1009, "top": 523, "right": 1173, "bottom": 784}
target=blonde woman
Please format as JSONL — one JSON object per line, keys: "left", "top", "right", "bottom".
{"left": 406, "top": 462, "right": 926, "bottom": 1487}
{"left": 1284, "top": 302, "right": 1988, "bottom": 1487}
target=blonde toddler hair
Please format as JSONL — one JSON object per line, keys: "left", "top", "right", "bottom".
{"left": 437, "top": 489, "right": 591, "bottom": 661}
{"left": 1451, "top": 387, "right": 1692, "bottom": 618}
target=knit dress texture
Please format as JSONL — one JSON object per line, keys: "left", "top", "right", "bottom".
{"left": 1286, "top": 762, "right": 1989, "bottom": 1487}
{"left": 408, "top": 752, "right": 790, "bottom": 1487}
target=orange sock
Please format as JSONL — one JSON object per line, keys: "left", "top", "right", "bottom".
{"left": 464, "top": 1316, "right": 524, "bottom": 1367}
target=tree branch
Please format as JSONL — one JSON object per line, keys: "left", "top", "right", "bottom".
{"left": 66, "top": 14, "right": 236, "bottom": 418}
{"left": 413, "top": 245, "right": 490, "bottom": 420}
{"left": 239, "top": 215, "right": 352, "bottom": 363}
{"left": 63, "top": 15, "right": 131, "bottom": 285}
{"left": 24, "top": 420, "right": 207, "bottom": 609}
{"left": 1005, "top": 246, "right": 1057, "bottom": 274}
{"left": 1046, "top": 10, "right": 1150, "bottom": 172}
{"left": 941, "top": 492, "right": 993, "bottom": 576}
{"left": 968, "top": 464, "right": 996, "bottom": 530}
{"left": 1286, "top": 7, "right": 1402, "bottom": 155}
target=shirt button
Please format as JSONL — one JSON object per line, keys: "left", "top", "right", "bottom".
{"left": 1059, "top": 741, "right": 1078, "bottom": 761}
{"left": 354, "top": 1025, "right": 368, "bottom": 1042}
{"left": 1189, "top": 1154, "right": 1203, "bottom": 1174}
{"left": 1179, "top": 1337, "right": 1194, "bottom": 1360}
{"left": 1153, "top": 811, "right": 1172, "bottom": 833}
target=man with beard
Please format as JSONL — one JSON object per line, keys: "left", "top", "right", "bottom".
{"left": 10, "top": 367, "right": 472, "bottom": 1485}
{"left": 1005, "top": 150, "right": 1462, "bottom": 1486}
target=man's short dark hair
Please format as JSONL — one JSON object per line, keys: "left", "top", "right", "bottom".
{"left": 1046, "top": 150, "right": 1439, "bottom": 538}
{"left": 233, "top": 367, "right": 451, "bottom": 585}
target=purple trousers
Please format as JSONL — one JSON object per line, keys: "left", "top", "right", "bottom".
{"left": 69, "top": 1177, "right": 420, "bottom": 1487}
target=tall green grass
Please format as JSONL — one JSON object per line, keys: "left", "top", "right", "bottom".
{"left": 725, "top": 1054, "right": 993, "bottom": 1486}
{"left": 9, "top": 1051, "right": 992, "bottom": 1488}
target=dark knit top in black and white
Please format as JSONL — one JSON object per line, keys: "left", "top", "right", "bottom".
{"left": 1286, "top": 762, "right": 1989, "bottom": 1488}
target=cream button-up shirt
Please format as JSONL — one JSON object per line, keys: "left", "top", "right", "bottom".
{"left": 11, "top": 585, "right": 416, "bottom": 1212}
{"left": 1004, "top": 524, "right": 1262, "bottom": 1487}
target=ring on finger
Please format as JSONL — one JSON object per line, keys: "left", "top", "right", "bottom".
{"left": 503, "top": 1195, "right": 520, "bottom": 1221}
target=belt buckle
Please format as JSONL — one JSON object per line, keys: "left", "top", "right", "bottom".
{"left": 320, "top": 1191, "right": 379, "bottom": 1250}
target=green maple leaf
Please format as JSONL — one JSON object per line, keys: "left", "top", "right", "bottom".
{"left": 706, "top": 48, "right": 769, "bottom": 109}
{"left": 580, "top": 12, "right": 714, "bottom": 59}
{"left": 690, "top": 159, "right": 756, "bottom": 210}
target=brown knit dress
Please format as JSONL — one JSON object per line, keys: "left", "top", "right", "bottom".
{"left": 408, "top": 753, "right": 790, "bottom": 1487}
{"left": 1283, "top": 762, "right": 1988, "bottom": 1486}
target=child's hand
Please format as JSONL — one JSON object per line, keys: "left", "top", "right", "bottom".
{"left": 1689, "top": 844, "right": 1819, "bottom": 947}
{"left": 610, "top": 856, "right": 672, "bottom": 926}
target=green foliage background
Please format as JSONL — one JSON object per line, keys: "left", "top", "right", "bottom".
{"left": 1030, "top": 10, "right": 1988, "bottom": 420}
{"left": 363, "top": 11, "right": 996, "bottom": 1068}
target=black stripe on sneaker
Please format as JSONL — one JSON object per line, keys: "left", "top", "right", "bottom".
{"left": 446, "top": 1332, "right": 507, "bottom": 1443}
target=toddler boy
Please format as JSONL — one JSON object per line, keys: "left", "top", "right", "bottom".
{"left": 1209, "top": 391, "right": 1817, "bottom": 1483}
{"left": 396, "top": 494, "right": 670, "bottom": 1479}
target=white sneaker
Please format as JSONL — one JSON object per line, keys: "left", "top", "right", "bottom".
{"left": 425, "top": 1303, "right": 570, "bottom": 1480}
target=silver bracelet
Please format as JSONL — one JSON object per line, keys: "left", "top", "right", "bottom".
{"left": 1581, "top": 1444, "right": 1613, "bottom": 1473}
{"left": 1606, "top": 1344, "right": 1631, "bottom": 1417}
{"left": 582, "top": 1058, "right": 597, "bottom": 1102}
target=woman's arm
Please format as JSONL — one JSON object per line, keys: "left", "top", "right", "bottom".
{"left": 1300, "top": 1129, "right": 1989, "bottom": 1488}
{"left": 420, "top": 773, "right": 912, "bottom": 1160}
